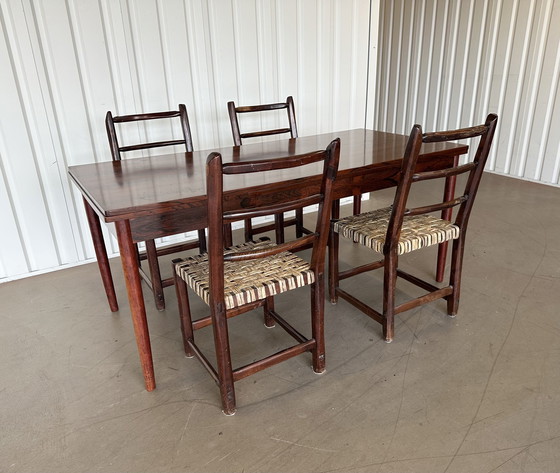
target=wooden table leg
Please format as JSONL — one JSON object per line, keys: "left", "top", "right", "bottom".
{"left": 436, "top": 155, "right": 459, "bottom": 282}
{"left": 83, "top": 198, "right": 119, "bottom": 312}
{"left": 115, "top": 220, "right": 156, "bottom": 391}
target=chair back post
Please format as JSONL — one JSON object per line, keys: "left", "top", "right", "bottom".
{"left": 205, "top": 151, "right": 236, "bottom": 411}
{"left": 310, "top": 138, "right": 340, "bottom": 270}
{"left": 286, "top": 96, "right": 298, "bottom": 138}
{"left": 451, "top": 113, "right": 498, "bottom": 231}
{"left": 384, "top": 125, "right": 423, "bottom": 255}
{"left": 206, "top": 151, "right": 226, "bottom": 293}
{"left": 105, "top": 111, "right": 121, "bottom": 161}
{"left": 227, "top": 101, "right": 242, "bottom": 146}
{"left": 178, "top": 104, "right": 194, "bottom": 152}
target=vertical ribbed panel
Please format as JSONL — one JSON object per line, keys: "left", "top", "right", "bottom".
{"left": 377, "top": 0, "right": 560, "bottom": 185}
{"left": 0, "top": 0, "right": 374, "bottom": 281}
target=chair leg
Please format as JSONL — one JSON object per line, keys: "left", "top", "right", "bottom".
{"left": 328, "top": 223, "right": 340, "bottom": 304}
{"left": 274, "top": 214, "right": 285, "bottom": 244}
{"left": 295, "top": 208, "right": 304, "bottom": 238}
{"left": 382, "top": 253, "right": 398, "bottom": 343}
{"left": 353, "top": 194, "right": 361, "bottom": 215}
{"left": 145, "top": 239, "right": 165, "bottom": 310}
{"left": 197, "top": 229, "right": 207, "bottom": 253}
{"left": 244, "top": 218, "right": 253, "bottom": 242}
{"left": 311, "top": 278, "right": 326, "bottom": 373}
{"left": 447, "top": 237, "right": 465, "bottom": 316}
{"left": 174, "top": 270, "right": 195, "bottom": 357}
{"left": 328, "top": 200, "right": 341, "bottom": 304}
{"left": 263, "top": 297, "right": 275, "bottom": 328}
{"left": 211, "top": 308, "right": 236, "bottom": 415}
{"left": 223, "top": 224, "right": 233, "bottom": 247}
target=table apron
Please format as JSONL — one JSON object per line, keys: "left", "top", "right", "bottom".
{"left": 128, "top": 155, "right": 454, "bottom": 243}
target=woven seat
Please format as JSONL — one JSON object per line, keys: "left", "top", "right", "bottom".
{"left": 334, "top": 207, "right": 459, "bottom": 255}
{"left": 329, "top": 115, "right": 498, "bottom": 342}
{"left": 175, "top": 240, "right": 314, "bottom": 310}
{"left": 173, "top": 139, "right": 340, "bottom": 414}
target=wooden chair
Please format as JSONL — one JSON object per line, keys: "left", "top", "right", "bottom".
{"left": 173, "top": 138, "right": 341, "bottom": 415}
{"left": 328, "top": 114, "right": 498, "bottom": 342}
{"left": 105, "top": 104, "right": 207, "bottom": 310}
{"left": 227, "top": 96, "right": 314, "bottom": 243}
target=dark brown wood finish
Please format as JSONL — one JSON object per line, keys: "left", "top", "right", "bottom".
{"left": 83, "top": 197, "right": 118, "bottom": 312}
{"left": 68, "top": 128, "right": 467, "bottom": 391}
{"left": 328, "top": 115, "right": 498, "bottom": 342}
{"left": 105, "top": 104, "right": 207, "bottom": 310}
{"left": 174, "top": 140, "right": 340, "bottom": 414}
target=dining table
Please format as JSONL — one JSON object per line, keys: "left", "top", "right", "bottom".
{"left": 68, "top": 128, "right": 468, "bottom": 391}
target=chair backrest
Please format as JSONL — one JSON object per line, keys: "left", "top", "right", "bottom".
{"left": 385, "top": 114, "right": 498, "bottom": 254}
{"left": 205, "top": 138, "right": 340, "bottom": 305}
{"left": 227, "top": 96, "right": 298, "bottom": 146}
{"left": 105, "top": 104, "right": 193, "bottom": 160}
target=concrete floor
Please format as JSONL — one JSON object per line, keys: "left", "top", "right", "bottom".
{"left": 2, "top": 172, "right": 560, "bottom": 473}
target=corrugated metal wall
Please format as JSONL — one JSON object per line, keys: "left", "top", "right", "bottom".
{"left": 376, "top": 0, "right": 560, "bottom": 183}
{"left": 0, "top": 0, "right": 377, "bottom": 281}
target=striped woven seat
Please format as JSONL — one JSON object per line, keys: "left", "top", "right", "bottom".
{"left": 333, "top": 207, "right": 460, "bottom": 255}
{"left": 175, "top": 240, "right": 314, "bottom": 310}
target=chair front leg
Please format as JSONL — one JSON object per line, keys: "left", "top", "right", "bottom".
{"left": 244, "top": 218, "right": 253, "bottom": 242}
{"left": 310, "top": 276, "right": 326, "bottom": 374}
{"left": 295, "top": 208, "right": 304, "bottom": 238}
{"left": 352, "top": 193, "right": 361, "bottom": 215}
{"left": 274, "top": 213, "right": 285, "bottom": 244}
{"left": 197, "top": 229, "right": 207, "bottom": 253}
{"left": 174, "top": 269, "right": 195, "bottom": 357}
{"left": 211, "top": 307, "right": 236, "bottom": 415}
{"left": 328, "top": 200, "right": 341, "bottom": 304}
{"left": 263, "top": 296, "right": 275, "bottom": 328}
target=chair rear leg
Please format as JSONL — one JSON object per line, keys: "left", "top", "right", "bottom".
{"left": 174, "top": 270, "right": 195, "bottom": 357}
{"left": 383, "top": 254, "right": 398, "bottom": 342}
{"left": 310, "top": 279, "right": 326, "bottom": 374}
{"left": 145, "top": 239, "right": 165, "bottom": 310}
{"left": 447, "top": 237, "right": 465, "bottom": 316}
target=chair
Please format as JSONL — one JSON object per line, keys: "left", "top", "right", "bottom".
{"left": 105, "top": 104, "right": 207, "bottom": 310}
{"left": 173, "top": 138, "right": 341, "bottom": 414}
{"left": 227, "top": 96, "right": 314, "bottom": 243}
{"left": 328, "top": 114, "right": 498, "bottom": 342}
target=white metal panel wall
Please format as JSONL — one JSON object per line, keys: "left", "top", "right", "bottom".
{"left": 0, "top": 0, "right": 377, "bottom": 281}
{"left": 376, "top": 0, "right": 560, "bottom": 186}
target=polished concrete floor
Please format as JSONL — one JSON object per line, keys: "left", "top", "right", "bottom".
{"left": 2, "top": 172, "right": 560, "bottom": 473}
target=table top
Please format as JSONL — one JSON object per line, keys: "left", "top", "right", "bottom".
{"left": 69, "top": 129, "right": 468, "bottom": 223}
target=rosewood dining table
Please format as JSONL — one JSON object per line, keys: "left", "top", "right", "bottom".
{"left": 68, "top": 129, "right": 468, "bottom": 391}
